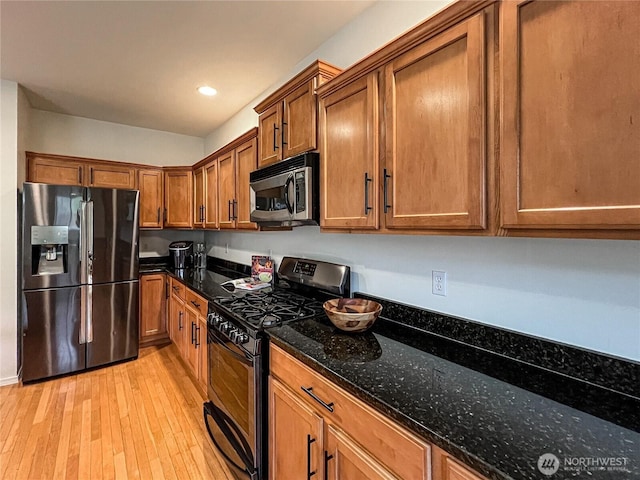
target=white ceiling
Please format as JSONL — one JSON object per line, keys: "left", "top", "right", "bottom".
{"left": 1, "top": 1, "right": 375, "bottom": 137}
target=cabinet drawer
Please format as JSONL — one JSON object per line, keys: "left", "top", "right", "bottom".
{"left": 186, "top": 289, "right": 207, "bottom": 317}
{"left": 270, "top": 344, "right": 431, "bottom": 480}
{"left": 170, "top": 278, "right": 186, "bottom": 301}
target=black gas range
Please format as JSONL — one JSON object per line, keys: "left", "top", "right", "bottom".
{"left": 203, "top": 257, "right": 350, "bottom": 480}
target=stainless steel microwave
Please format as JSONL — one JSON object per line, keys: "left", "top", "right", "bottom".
{"left": 249, "top": 152, "right": 319, "bottom": 227}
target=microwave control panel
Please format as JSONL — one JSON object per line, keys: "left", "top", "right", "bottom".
{"left": 295, "top": 172, "right": 305, "bottom": 213}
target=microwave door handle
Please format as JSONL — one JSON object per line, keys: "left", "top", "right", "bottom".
{"left": 283, "top": 174, "right": 294, "bottom": 214}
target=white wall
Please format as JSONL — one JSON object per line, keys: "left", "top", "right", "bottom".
{"left": 17, "top": 86, "right": 31, "bottom": 187}
{"left": 29, "top": 110, "right": 204, "bottom": 166}
{"left": 206, "top": 229, "right": 640, "bottom": 361}
{"left": 0, "top": 80, "right": 20, "bottom": 385}
{"left": 204, "top": 0, "right": 451, "bottom": 154}
{"left": 140, "top": 230, "right": 204, "bottom": 257}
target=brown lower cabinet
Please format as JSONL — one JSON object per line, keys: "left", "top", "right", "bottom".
{"left": 168, "top": 278, "right": 207, "bottom": 393}
{"left": 270, "top": 344, "right": 431, "bottom": 480}
{"left": 270, "top": 344, "right": 487, "bottom": 480}
{"left": 139, "top": 274, "right": 169, "bottom": 347}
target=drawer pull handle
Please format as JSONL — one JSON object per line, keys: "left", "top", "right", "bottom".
{"left": 191, "top": 300, "right": 201, "bottom": 308}
{"left": 307, "top": 434, "right": 316, "bottom": 479}
{"left": 301, "top": 386, "right": 334, "bottom": 413}
{"left": 324, "top": 451, "right": 334, "bottom": 480}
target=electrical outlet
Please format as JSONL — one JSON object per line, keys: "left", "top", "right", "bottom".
{"left": 432, "top": 270, "right": 447, "bottom": 296}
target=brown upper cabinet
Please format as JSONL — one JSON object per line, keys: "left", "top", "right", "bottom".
{"left": 218, "top": 134, "right": 259, "bottom": 230}
{"left": 27, "top": 152, "right": 137, "bottom": 190}
{"left": 254, "top": 60, "right": 341, "bottom": 168}
{"left": 87, "top": 163, "right": 136, "bottom": 189}
{"left": 193, "top": 166, "right": 205, "bottom": 228}
{"left": 164, "top": 168, "right": 193, "bottom": 228}
{"left": 27, "top": 154, "right": 86, "bottom": 186}
{"left": 138, "top": 169, "right": 164, "bottom": 228}
{"left": 193, "top": 158, "right": 220, "bottom": 230}
{"left": 384, "top": 13, "right": 487, "bottom": 231}
{"left": 319, "top": 6, "right": 494, "bottom": 234}
{"left": 218, "top": 149, "right": 237, "bottom": 229}
{"left": 320, "top": 74, "right": 380, "bottom": 230}
{"left": 204, "top": 160, "right": 219, "bottom": 229}
{"left": 499, "top": 0, "right": 640, "bottom": 236}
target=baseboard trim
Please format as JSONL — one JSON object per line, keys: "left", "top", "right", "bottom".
{"left": 0, "top": 375, "right": 19, "bottom": 387}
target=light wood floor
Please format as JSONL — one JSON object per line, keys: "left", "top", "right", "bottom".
{"left": 0, "top": 344, "right": 235, "bottom": 480}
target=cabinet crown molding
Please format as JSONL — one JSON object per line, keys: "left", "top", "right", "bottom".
{"left": 193, "top": 127, "right": 258, "bottom": 170}
{"left": 253, "top": 60, "right": 342, "bottom": 114}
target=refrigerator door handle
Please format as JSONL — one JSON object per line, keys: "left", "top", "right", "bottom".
{"left": 80, "top": 201, "right": 88, "bottom": 285}
{"left": 80, "top": 286, "right": 87, "bottom": 344}
{"left": 87, "top": 285, "right": 93, "bottom": 343}
{"left": 87, "top": 201, "right": 94, "bottom": 284}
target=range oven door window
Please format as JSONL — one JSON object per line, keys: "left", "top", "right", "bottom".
{"left": 205, "top": 328, "right": 260, "bottom": 480}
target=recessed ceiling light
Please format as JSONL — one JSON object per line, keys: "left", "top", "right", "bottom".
{"left": 198, "top": 86, "right": 217, "bottom": 96}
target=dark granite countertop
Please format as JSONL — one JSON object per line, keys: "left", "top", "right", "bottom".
{"left": 139, "top": 258, "right": 247, "bottom": 302}
{"left": 268, "top": 316, "right": 640, "bottom": 480}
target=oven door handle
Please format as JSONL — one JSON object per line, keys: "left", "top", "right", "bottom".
{"left": 209, "top": 329, "right": 253, "bottom": 365}
{"left": 203, "top": 401, "right": 258, "bottom": 479}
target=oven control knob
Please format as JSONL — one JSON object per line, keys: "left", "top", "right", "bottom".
{"left": 229, "top": 329, "right": 239, "bottom": 342}
{"left": 220, "top": 322, "right": 232, "bottom": 334}
{"left": 235, "top": 333, "right": 249, "bottom": 345}
{"left": 208, "top": 313, "right": 222, "bottom": 326}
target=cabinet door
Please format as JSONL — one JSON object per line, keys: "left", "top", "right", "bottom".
{"left": 258, "top": 104, "right": 282, "bottom": 168}
{"left": 269, "top": 378, "right": 323, "bottom": 480}
{"left": 164, "top": 169, "right": 193, "bottom": 228}
{"left": 325, "top": 425, "right": 396, "bottom": 480}
{"left": 198, "top": 316, "right": 208, "bottom": 392}
{"left": 319, "top": 74, "right": 379, "bottom": 229}
{"left": 193, "top": 167, "right": 205, "bottom": 228}
{"left": 87, "top": 163, "right": 136, "bottom": 189}
{"left": 218, "top": 151, "right": 237, "bottom": 229}
{"left": 432, "top": 446, "right": 487, "bottom": 480}
{"left": 170, "top": 295, "right": 186, "bottom": 357}
{"left": 185, "top": 307, "right": 200, "bottom": 377}
{"left": 204, "top": 160, "right": 219, "bottom": 229}
{"left": 283, "top": 80, "right": 316, "bottom": 159}
{"left": 235, "top": 138, "right": 258, "bottom": 230}
{"left": 28, "top": 156, "right": 85, "bottom": 186}
{"left": 500, "top": 1, "right": 640, "bottom": 230}
{"left": 384, "top": 13, "right": 486, "bottom": 230}
{"left": 139, "top": 274, "right": 167, "bottom": 345}
{"left": 138, "top": 169, "right": 163, "bottom": 228}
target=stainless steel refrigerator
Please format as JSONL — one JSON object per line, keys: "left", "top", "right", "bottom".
{"left": 21, "top": 182, "right": 139, "bottom": 382}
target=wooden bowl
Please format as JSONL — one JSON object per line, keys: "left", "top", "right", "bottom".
{"left": 323, "top": 298, "right": 382, "bottom": 333}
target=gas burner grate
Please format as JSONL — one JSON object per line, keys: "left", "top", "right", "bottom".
{"left": 216, "top": 289, "right": 324, "bottom": 328}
